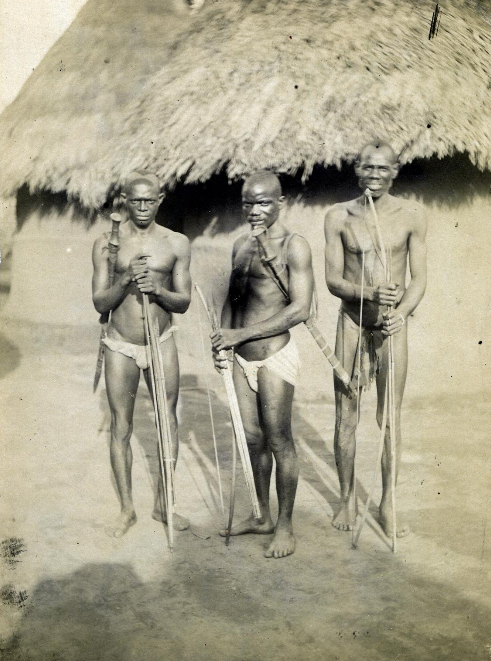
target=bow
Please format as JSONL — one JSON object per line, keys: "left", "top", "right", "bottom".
{"left": 350, "top": 249, "right": 365, "bottom": 547}
{"left": 352, "top": 190, "right": 397, "bottom": 552}
{"left": 93, "top": 212, "right": 122, "bottom": 392}
{"left": 195, "top": 288, "right": 226, "bottom": 521}
{"left": 142, "top": 291, "right": 176, "bottom": 551}
{"left": 195, "top": 285, "right": 261, "bottom": 545}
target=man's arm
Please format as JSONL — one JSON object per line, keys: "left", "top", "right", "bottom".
{"left": 155, "top": 235, "right": 191, "bottom": 313}
{"left": 395, "top": 210, "right": 427, "bottom": 318}
{"left": 134, "top": 235, "right": 192, "bottom": 314}
{"left": 220, "top": 297, "right": 233, "bottom": 330}
{"left": 324, "top": 205, "right": 399, "bottom": 307}
{"left": 211, "top": 238, "right": 242, "bottom": 372}
{"left": 92, "top": 235, "right": 133, "bottom": 315}
{"left": 211, "top": 235, "right": 313, "bottom": 350}
{"left": 220, "top": 236, "right": 246, "bottom": 330}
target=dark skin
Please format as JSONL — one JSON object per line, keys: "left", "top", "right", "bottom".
{"left": 324, "top": 145, "right": 427, "bottom": 536}
{"left": 92, "top": 180, "right": 191, "bottom": 537}
{"left": 211, "top": 174, "right": 314, "bottom": 558}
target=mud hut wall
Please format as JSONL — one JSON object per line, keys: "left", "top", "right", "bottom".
{"left": 3, "top": 193, "right": 109, "bottom": 325}
{"left": 0, "top": 197, "right": 17, "bottom": 258}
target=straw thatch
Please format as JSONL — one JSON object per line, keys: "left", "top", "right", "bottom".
{"left": 2, "top": 0, "right": 490, "bottom": 208}
{"left": 0, "top": 0, "right": 195, "bottom": 206}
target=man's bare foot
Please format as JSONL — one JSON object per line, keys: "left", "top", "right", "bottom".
{"left": 152, "top": 510, "right": 190, "bottom": 531}
{"left": 378, "top": 503, "right": 411, "bottom": 539}
{"left": 332, "top": 499, "right": 357, "bottom": 531}
{"left": 264, "top": 523, "right": 296, "bottom": 559}
{"left": 219, "top": 514, "right": 274, "bottom": 537}
{"left": 105, "top": 511, "right": 137, "bottom": 538}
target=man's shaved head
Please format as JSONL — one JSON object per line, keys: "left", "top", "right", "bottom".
{"left": 357, "top": 141, "right": 398, "bottom": 165}
{"left": 123, "top": 170, "right": 160, "bottom": 195}
{"left": 355, "top": 140, "right": 399, "bottom": 198}
{"left": 242, "top": 170, "right": 282, "bottom": 198}
{"left": 241, "top": 171, "right": 284, "bottom": 229}
{"left": 121, "top": 170, "right": 163, "bottom": 228}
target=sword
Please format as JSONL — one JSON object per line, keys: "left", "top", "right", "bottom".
{"left": 93, "top": 213, "right": 122, "bottom": 392}
{"left": 252, "top": 227, "right": 356, "bottom": 397}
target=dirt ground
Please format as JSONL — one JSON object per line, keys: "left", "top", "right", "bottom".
{"left": 0, "top": 316, "right": 490, "bottom": 661}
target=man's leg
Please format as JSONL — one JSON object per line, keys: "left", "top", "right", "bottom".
{"left": 376, "top": 326, "right": 410, "bottom": 538}
{"left": 332, "top": 315, "right": 359, "bottom": 531}
{"left": 105, "top": 348, "right": 140, "bottom": 537}
{"left": 258, "top": 368, "right": 297, "bottom": 558}
{"left": 219, "top": 359, "right": 275, "bottom": 536}
{"left": 143, "top": 336, "right": 189, "bottom": 531}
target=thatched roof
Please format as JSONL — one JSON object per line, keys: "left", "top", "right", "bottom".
{"left": 2, "top": 0, "right": 490, "bottom": 208}
{"left": 0, "top": 0, "right": 195, "bottom": 206}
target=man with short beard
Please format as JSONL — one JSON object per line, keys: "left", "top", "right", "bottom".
{"left": 324, "top": 142, "right": 427, "bottom": 538}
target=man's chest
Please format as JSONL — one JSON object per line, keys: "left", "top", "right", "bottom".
{"left": 116, "top": 238, "right": 175, "bottom": 274}
{"left": 342, "top": 213, "right": 410, "bottom": 256}
{"left": 233, "top": 237, "right": 287, "bottom": 283}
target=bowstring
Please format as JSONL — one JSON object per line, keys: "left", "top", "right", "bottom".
{"left": 195, "top": 292, "right": 226, "bottom": 521}
{"left": 352, "top": 199, "right": 367, "bottom": 544}
{"left": 358, "top": 200, "right": 367, "bottom": 426}
{"left": 356, "top": 250, "right": 365, "bottom": 426}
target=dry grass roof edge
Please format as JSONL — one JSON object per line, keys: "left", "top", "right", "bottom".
{"left": 1, "top": 0, "right": 490, "bottom": 208}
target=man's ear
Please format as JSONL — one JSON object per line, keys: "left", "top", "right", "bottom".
{"left": 354, "top": 160, "right": 362, "bottom": 178}
{"left": 158, "top": 192, "right": 165, "bottom": 204}
{"left": 391, "top": 162, "right": 400, "bottom": 178}
{"left": 278, "top": 195, "right": 285, "bottom": 208}
{"left": 120, "top": 192, "right": 127, "bottom": 202}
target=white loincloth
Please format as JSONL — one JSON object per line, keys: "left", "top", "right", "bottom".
{"left": 103, "top": 326, "right": 178, "bottom": 370}
{"left": 235, "top": 338, "right": 300, "bottom": 392}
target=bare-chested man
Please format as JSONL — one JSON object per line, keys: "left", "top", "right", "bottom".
{"left": 92, "top": 171, "right": 191, "bottom": 537}
{"left": 324, "top": 142, "right": 427, "bottom": 539}
{"left": 211, "top": 171, "right": 314, "bottom": 559}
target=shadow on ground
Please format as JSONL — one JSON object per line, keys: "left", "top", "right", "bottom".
{"left": 0, "top": 333, "right": 21, "bottom": 379}
{"left": 101, "top": 380, "right": 388, "bottom": 550}
{"left": 3, "top": 548, "right": 490, "bottom": 661}
{"left": 2, "top": 322, "right": 490, "bottom": 661}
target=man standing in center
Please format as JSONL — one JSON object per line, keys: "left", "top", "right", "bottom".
{"left": 211, "top": 171, "right": 314, "bottom": 559}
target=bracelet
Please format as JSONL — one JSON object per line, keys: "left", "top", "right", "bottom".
{"left": 399, "top": 313, "right": 405, "bottom": 326}
{"left": 351, "top": 283, "right": 357, "bottom": 301}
